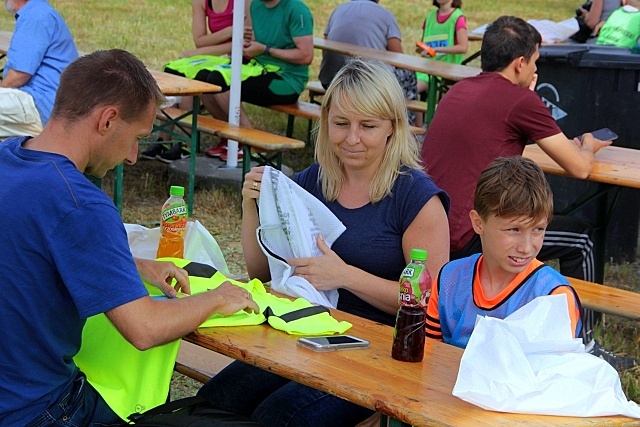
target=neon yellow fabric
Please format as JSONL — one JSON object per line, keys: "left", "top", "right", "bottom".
{"left": 162, "top": 55, "right": 279, "bottom": 85}
{"left": 73, "top": 297, "right": 180, "bottom": 421}
{"left": 160, "top": 258, "right": 352, "bottom": 335}
{"left": 74, "top": 258, "right": 351, "bottom": 421}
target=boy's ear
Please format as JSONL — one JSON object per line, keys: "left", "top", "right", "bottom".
{"left": 470, "top": 210, "right": 485, "bottom": 235}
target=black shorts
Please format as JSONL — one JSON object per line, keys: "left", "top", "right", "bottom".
{"left": 163, "top": 66, "right": 300, "bottom": 106}
{"left": 205, "top": 71, "right": 300, "bottom": 106}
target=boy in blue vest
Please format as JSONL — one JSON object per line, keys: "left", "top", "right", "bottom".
{"left": 426, "top": 156, "right": 582, "bottom": 348}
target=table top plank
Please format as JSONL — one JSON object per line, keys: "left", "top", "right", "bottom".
{"left": 149, "top": 69, "right": 220, "bottom": 96}
{"left": 314, "top": 37, "right": 480, "bottom": 82}
{"left": 188, "top": 309, "right": 638, "bottom": 426}
{"left": 524, "top": 145, "right": 640, "bottom": 189}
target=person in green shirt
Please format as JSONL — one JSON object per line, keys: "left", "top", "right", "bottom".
{"left": 201, "top": 0, "right": 314, "bottom": 131}
{"left": 596, "top": 0, "right": 640, "bottom": 47}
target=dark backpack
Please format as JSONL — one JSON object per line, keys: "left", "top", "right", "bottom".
{"left": 126, "top": 396, "right": 261, "bottom": 426}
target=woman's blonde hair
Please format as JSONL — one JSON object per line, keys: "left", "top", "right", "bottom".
{"left": 316, "top": 58, "right": 422, "bottom": 203}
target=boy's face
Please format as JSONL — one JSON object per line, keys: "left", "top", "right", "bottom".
{"left": 470, "top": 211, "right": 548, "bottom": 276}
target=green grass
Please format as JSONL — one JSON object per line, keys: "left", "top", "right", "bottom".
{"left": 4, "top": 0, "right": 640, "bottom": 404}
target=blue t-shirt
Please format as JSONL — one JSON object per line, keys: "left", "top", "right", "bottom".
{"left": 5, "top": 0, "right": 78, "bottom": 125}
{"left": 0, "top": 137, "right": 148, "bottom": 425}
{"left": 294, "top": 163, "right": 450, "bottom": 325}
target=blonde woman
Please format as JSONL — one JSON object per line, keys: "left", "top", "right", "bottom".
{"left": 198, "top": 59, "right": 450, "bottom": 426}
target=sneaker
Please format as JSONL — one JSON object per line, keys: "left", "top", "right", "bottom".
{"left": 220, "top": 147, "right": 244, "bottom": 162}
{"left": 589, "top": 341, "right": 640, "bottom": 371}
{"left": 140, "top": 142, "right": 170, "bottom": 160}
{"left": 157, "top": 143, "right": 190, "bottom": 163}
{"left": 205, "top": 144, "right": 227, "bottom": 158}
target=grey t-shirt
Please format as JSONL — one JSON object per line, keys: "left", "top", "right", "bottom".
{"left": 319, "top": 0, "right": 401, "bottom": 88}
{"left": 601, "top": 0, "right": 621, "bottom": 21}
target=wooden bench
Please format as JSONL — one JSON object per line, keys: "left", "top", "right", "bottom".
{"left": 158, "top": 107, "right": 305, "bottom": 177}
{"left": 259, "top": 100, "right": 426, "bottom": 144}
{"left": 307, "top": 80, "right": 428, "bottom": 114}
{"left": 568, "top": 277, "right": 640, "bottom": 320}
{"left": 174, "top": 341, "right": 233, "bottom": 383}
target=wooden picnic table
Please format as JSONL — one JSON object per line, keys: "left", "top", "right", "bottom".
{"left": 313, "top": 37, "right": 480, "bottom": 125}
{"left": 187, "top": 307, "right": 639, "bottom": 427}
{"left": 524, "top": 144, "right": 640, "bottom": 283}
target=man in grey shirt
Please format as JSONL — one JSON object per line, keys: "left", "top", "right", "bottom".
{"left": 319, "top": 0, "right": 401, "bottom": 88}
{"left": 319, "top": 0, "right": 417, "bottom": 124}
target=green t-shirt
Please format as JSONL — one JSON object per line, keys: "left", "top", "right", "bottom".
{"left": 251, "top": 0, "right": 313, "bottom": 95}
{"left": 597, "top": 6, "right": 640, "bottom": 48}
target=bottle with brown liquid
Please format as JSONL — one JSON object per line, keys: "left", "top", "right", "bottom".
{"left": 391, "top": 249, "right": 432, "bottom": 362}
{"left": 156, "top": 186, "right": 187, "bottom": 259}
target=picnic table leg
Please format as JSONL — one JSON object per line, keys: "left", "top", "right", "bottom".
{"left": 380, "top": 414, "right": 411, "bottom": 427}
{"left": 187, "top": 96, "right": 200, "bottom": 218}
{"left": 425, "top": 75, "right": 439, "bottom": 126}
{"left": 113, "top": 163, "right": 123, "bottom": 214}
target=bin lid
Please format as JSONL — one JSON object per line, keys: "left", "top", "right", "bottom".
{"left": 538, "top": 44, "right": 640, "bottom": 69}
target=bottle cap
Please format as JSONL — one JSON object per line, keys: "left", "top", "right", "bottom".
{"left": 410, "top": 248, "right": 427, "bottom": 262}
{"left": 169, "top": 186, "right": 185, "bottom": 197}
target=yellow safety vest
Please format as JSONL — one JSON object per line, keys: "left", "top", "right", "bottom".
{"left": 75, "top": 258, "right": 351, "bottom": 420}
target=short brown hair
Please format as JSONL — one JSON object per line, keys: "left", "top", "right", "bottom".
{"left": 52, "top": 49, "right": 165, "bottom": 124}
{"left": 474, "top": 156, "right": 553, "bottom": 224}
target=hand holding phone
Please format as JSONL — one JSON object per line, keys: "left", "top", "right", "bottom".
{"left": 297, "top": 335, "right": 370, "bottom": 352}
{"left": 416, "top": 41, "right": 436, "bottom": 57}
{"left": 580, "top": 127, "right": 618, "bottom": 142}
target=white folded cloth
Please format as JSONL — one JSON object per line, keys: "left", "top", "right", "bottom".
{"left": 257, "top": 166, "right": 345, "bottom": 308}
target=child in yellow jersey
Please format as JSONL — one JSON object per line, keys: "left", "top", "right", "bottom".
{"left": 426, "top": 156, "right": 582, "bottom": 348}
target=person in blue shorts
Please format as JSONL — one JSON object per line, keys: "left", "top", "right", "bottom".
{"left": 0, "top": 0, "right": 78, "bottom": 139}
{"left": 0, "top": 49, "right": 259, "bottom": 426}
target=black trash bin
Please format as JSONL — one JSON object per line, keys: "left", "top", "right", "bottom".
{"left": 535, "top": 44, "right": 640, "bottom": 263}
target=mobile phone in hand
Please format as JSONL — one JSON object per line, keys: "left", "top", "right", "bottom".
{"left": 297, "top": 335, "right": 370, "bottom": 352}
{"left": 580, "top": 128, "right": 618, "bottom": 142}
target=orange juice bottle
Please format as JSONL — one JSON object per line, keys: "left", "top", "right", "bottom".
{"left": 156, "top": 186, "right": 187, "bottom": 259}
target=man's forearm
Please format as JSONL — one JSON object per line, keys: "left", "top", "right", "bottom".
{"left": 0, "top": 69, "right": 31, "bottom": 88}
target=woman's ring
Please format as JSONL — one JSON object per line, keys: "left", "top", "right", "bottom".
{"left": 252, "top": 181, "right": 259, "bottom": 191}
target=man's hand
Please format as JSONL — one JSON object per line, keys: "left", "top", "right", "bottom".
{"left": 575, "top": 133, "right": 612, "bottom": 155}
{"left": 211, "top": 282, "right": 260, "bottom": 315}
{"left": 134, "top": 258, "right": 190, "bottom": 297}
{"left": 528, "top": 73, "right": 538, "bottom": 91}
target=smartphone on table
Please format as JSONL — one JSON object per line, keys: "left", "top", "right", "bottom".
{"left": 297, "top": 335, "right": 370, "bottom": 352}
{"left": 580, "top": 128, "right": 618, "bottom": 142}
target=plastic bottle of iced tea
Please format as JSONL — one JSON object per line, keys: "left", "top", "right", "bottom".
{"left": 391, "top": 249, "right": 432, "bottom": 362}
{"left": 156, "top": 186, "right": 187, "bottom": 259}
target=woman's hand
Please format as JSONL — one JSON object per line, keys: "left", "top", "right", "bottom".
{"left": 287, "top": 235, "right": 350, "bottom": 291}
{"left": 242, "top": 166, "right": 266, "bottom": 202}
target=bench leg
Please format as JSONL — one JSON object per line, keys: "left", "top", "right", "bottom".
{"left": 380, "top": 414, "right": 410, "bottom": 427}
{"left": 306, "top": 118, "right": 313, "bottom": 144}
{"left": 242, "top": 145, "right": 252, "bottom": 178}
{"left": 113, "top": 163, "right": 124, "bottom": 215}
{"left": 286, "top": 114, "right": 295, "bottom": 138}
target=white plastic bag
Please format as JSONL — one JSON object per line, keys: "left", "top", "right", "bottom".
{"left": 453, "top": 295, "right": 640, "bottom": 418}
{"left": 125, "top": 220, "right": 233, "bottom": 278}
{"left": 257, "top": 166, "right": 345, "bottom": 308}
{"left": 528, "top": 18, "right": 580, "bottom": 43}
